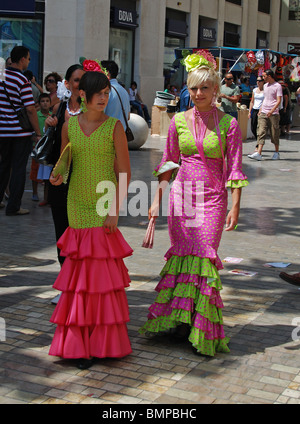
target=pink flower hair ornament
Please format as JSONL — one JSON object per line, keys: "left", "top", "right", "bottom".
{"left": 181, "top": 49, "right": 217, "bottom": 73}
{"left": 79, "top": 57, "right": 109, "bottom": 78}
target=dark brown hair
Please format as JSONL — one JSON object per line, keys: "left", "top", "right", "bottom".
{"left": 79, "top": 71, "right": 111, "bottom": 103}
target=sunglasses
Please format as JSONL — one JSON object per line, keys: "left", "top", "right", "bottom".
{"left": 225, "top": 77, "right": 233, "bottom": 80}
{"left": 257, "top": 79, "right": 263, "bottom": 82}
{"left": 46, "top": 79, "right": 56, "bottom": 83}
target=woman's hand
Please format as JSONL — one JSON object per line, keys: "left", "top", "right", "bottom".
{"left": 225, "top": 205, "right": 240, "bottom": 232}
{"left": 148, "top": 173, "right": 173, "bottom": 221}
{"left": 103, "top": 214, "right": 118, "bottom": 234}
{"left": 45, "top": 115, "right": 58, "bottom": 131}
{"left": 49, "top": 172, "right": 63, "bottom": 186}
{"left": 148, "top": 202, "right": 159, "bottom": 221}
{"left": 225, "top": 188, "right": 241, "bottom": 231}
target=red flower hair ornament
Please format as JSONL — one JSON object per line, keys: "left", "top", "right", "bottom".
{"left": 79, "top": 57, "right": 109, "bottom": 78}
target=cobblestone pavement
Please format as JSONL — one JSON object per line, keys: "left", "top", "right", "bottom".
{"left": 0, "top": 127, "right": 300, "bottom": 405}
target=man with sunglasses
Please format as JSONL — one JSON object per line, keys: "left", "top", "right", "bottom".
{"left": 218, "top": 73, "right": 240, "bottom": 119}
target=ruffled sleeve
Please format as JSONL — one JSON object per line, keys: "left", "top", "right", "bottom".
{"left": 153, "top": 116, "right": 180, "bottom": 178}
{"left": 226, "top": 118, "right": 249, "bottom": 188}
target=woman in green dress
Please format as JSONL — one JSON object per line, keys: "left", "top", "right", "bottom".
{"left": 49, "top": 69, "right": 132, "bottom": 370}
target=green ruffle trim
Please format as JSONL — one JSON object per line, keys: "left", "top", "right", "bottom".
{"left": 160, "top": 256, "right": 222, "bottom": 290}
{"left": 139, "top": 316, "right": 230, "bottom": 357}
{"left": 155, "top": 282, "right": 223, "bottom": 323}
{"left": 139, "top": 254, "right": 229, "bottom": 357}
{"left": 139, "top": 314, "right": 186, "bottom": 334}
{"left": 189, "top": 331, "right": 230, "bottom": 356}
{"left": 227, "top": 179, "right": 249, "bottom": 189}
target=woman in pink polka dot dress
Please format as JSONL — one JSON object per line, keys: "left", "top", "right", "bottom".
{"left": 139, "top": 51, "right": 248, "bottom": 356}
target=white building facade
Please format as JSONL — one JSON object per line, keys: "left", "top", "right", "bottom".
{"left": 1, "top": 0, "right": 297, "bottom": 109}
{"left": 279, "top": 0, "right": 300, "bottom": 57}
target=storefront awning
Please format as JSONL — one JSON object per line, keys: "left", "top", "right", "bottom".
{"left": 175, "top": 46, "right": 298, "bottom": 60}
{"left": 174, "top": 46, "right": 299, "bottom": 79}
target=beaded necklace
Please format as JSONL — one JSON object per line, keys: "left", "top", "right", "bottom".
{"left": 66, "top": 100, "right": 81, "bottom": 116}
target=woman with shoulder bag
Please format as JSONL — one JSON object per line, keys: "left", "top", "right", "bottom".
{"left": 46, "top": 64, "right": 85, "bottom": 266}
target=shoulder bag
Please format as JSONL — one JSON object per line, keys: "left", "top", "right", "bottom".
{"left": 31, "top": 101, "right": 65, "bottom": 166}
{"left": 111, "top": 85, "right": 134, "bottom": 142}
{"left": 1, "top": 81, "right": 32, "bottom": 131}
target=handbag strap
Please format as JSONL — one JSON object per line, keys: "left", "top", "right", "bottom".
{"left": 1, "top": 81, "right": 18, "bottom": 112}
{"left": 111, "top": 85, "right": 130, "bottom": 130}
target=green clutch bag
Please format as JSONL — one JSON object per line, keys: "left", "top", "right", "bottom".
{"left": 52, "top": 143, "right": 72, "bottom": 184}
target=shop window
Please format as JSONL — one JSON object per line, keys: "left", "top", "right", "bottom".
{"left": 109, "top": 27, "right": 133, "bottom": 90}
{"left": 258, "top": 0, "right": 271, "bottom": 14}
{"left": 226, "top": 0, "right": 242, "bottom": 5}
{"left": 0, "top": 17, "right": 43, "bottom": 82}
{"left": 164, "top": 8, "right": 187, "bottom": 91}
{"left": 288, "top": 0, "right": 300, "bottom": 20}
{"left": 164, "top": 37, "right": 185, "bottom": 92}
{"left": 224, "top": 23, "right": 240, "bottom": 48}
{"left": 257, "top": 30, "right": 269, "bottom": 49}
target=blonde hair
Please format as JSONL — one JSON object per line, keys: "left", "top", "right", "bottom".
{"left": 187, "top": 66, "right": 221, "bottom": 97}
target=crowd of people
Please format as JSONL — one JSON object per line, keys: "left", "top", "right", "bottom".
{"left": 178, "top": 68, "right": 299, "bottom": 162}
{"left": 0, "top": 45, "right": 299, "bottom": 371}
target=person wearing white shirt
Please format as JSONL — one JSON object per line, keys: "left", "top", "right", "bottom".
{"left": 248, "top": 77, "right": 265, "bottom": 140}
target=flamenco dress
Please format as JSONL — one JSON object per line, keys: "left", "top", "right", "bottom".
{"left": 49, "top": 116, "right": 133, "bottom": 359}
{"left": 139, "top": 107, "right": 248, "bottom": 356}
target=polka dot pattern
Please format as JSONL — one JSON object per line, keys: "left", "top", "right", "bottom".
{"left": 67, "top": 116, "right": 118, "bottom": 229}
{"left": 140, "top": 111, "right": 249, "bottom": 356}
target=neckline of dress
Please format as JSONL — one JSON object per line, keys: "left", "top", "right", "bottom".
{"left": 77, "top": 115, "right": 110, "bottom": 138}
{"left": 194, "top": 106, "right": 218, "bottom": 118}
{"left": 183, "top": 112, "right": 227, "bottom": 141}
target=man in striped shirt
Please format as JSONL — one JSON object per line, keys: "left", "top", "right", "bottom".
{"left": 0, "top": 46, "right": 40, "bottom": 216}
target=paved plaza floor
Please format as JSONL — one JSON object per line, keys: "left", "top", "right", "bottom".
{"left": 0, "top": 126, "right": 300, "bottom": 405}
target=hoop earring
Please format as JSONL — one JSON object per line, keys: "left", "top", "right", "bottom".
{"left": 80, "top": 97, "right": 87, "bottom": 113}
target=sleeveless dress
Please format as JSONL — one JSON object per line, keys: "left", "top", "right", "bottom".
{"left": 139, "top": 111, "right": 248, "bottom": 356}
{"left": 49, "top": 116, "right": 133, "bottom": 359}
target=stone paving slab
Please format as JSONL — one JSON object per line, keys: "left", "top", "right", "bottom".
{"left": 0, "top": 128, "right": 300, "bottom": 404}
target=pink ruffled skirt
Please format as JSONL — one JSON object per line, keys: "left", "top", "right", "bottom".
{"left": 49, "top": 226, "right": 133, "bottom": 359}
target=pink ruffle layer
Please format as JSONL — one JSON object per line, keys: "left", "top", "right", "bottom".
{"left": 53, "top": 257, "right": 131, "bottom": 294}
{"left": 147, "top": 305, "right": 225, "bottom": 341}
{"left": 49, "top": 323, "right": 132, "bottom": 359}
{"left": 50, "top": 290, "right": 130, "bottom": 327}
{"left": 156, "top": 274, "right": 220, "bottom": 295}
{"left": 49, "top": 226, "right": 133, "bottom": 359}
{"left": 147, "top": 271, "right": 225, "bottom": 340}
{"left": 193, "top": 313, "right": 225, "bottom": 340}
{"left": 148, "top": 290, "right": 224, "bottom": 318}
{"left": 58, "top": 226, "right": 133, "bottom": 259}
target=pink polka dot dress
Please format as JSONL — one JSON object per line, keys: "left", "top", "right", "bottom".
{"left": 139, "top": 109, "right": 248, "bottom": 356}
